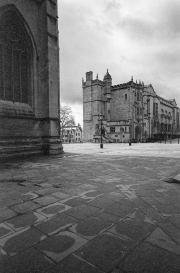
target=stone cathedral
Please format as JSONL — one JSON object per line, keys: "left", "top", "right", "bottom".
{"left": 0, "top": 0, "right": 63, "bottom": 159}
{"left": 83, "top": 71, "right": 180, "bottom": 143}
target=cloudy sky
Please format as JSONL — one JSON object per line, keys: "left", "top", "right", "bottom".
{"left": 58, "top": 0, "right": 180, "bottom": 126}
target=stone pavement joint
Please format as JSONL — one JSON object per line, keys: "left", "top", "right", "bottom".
{"left": 1, "top": 143, "right": 180, "bottom": 273}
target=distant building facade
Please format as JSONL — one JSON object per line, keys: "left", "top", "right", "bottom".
{"left": 83, "top": 71, "right": 180, "bottom": 142}
{"left": 62, "top": 124, "right": 83, "bottom": 143}
{"left": 0, "top": 0, "right": 63, "bottom": 158}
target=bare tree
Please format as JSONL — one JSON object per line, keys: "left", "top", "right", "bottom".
{"left": 60, "top": 105, "right": 75, "bottom": 136}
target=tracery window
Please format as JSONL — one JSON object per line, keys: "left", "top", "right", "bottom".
{"left": 0, "top": 6, "right": 32, "bottom": 105}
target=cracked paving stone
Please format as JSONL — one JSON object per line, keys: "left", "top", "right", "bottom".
{"left": 35, "top": 230, "right": 88, "bottom": 263}
{"left": 69, "top": 216, "right": 112, "bottom": 240}
{"left": 119, "top": 242, "right": 180, "bottom": 273}
{"left": 5, "top": 211, "right": 46, "bottom": 231}
{"left": 0, "top": 226, "right": 46, "bottom": 256}
{"left": 47, "top": 253, "right": 104, "bottom": 273}
{"left": 0, "top": 247, "right": 55, "bottom": 273}
{"left": 36, "top": 202, "right": 71, "bottom": 217}
{"left": 108, "top": 217, "right": 156, "bottom": 243}
{"left": 64, "top": 204, "right": 101, "bottom": 220}
{"left": 75, "top": 232, "right": 136, "bottom": 272}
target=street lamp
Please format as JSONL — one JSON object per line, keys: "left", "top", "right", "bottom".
{"left": 99, "top": 114, "right": 103, "bottom": 149}
{"left": 129, "top": 117, "right": 132, "bottom": 146}
{"left": 148, "top": 113, "right": 151, "bottom": 140}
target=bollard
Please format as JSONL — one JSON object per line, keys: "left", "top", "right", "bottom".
{"left": 129, "top": 141, "right": 131, "bottom": 146}
{"left": 178, "top": 138, "right": 179, "bottom": 144}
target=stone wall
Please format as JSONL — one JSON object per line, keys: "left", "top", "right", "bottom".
{"left": 0, "top": 0, "right": 63, "bottom": 159}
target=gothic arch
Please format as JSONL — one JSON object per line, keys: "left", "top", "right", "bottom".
{"left": 0, "top": 5, "right": 37, "bottom": 112}
{"left": 135, "top": 125, "right": 141, "bottom": 141}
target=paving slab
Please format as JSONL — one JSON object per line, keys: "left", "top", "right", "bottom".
{"left": 61, "top": 196, "right": 90, "bottom": 207}
{"left": 0, "top": 247, "right": 55, "bottom": 273}
{"left": 145, "top": 227, "right": 180, "bottom": 255}
{"left": 51, "top": 191, "right": 71, "bottom": 200}
{"left": 75, "top": 232, "right": 136, "bottom": 272}
{"left": 0, "top": 223, "right": 14, "bottom": 239}
{"left": 33, "top": 195, "right": 59, "bottom": 206}
{"left": 119, "top": 242, "right": 180, "bottom": 273}
{"left": 34, "top": 213, "right": 79, "bottom": 236}
{"left": 0, "top": 208, "right": 17, "bottom": 222}
{"left": 47, "top": 253, "right": 104, "bottom": 273}
{"left": 69, "top": 216, "right": 112, "bottom": 240}
{"left": 152, "top": 204, "right": 180, "bottom": 215}
{"left": 36, "top": 202, "right": 71, "bottom": 217}
{"left": 94, "top": 210, "right": 123, "bottom": 223}
{"left": 35, "top": 230, "right": 88, "bottom": 263}
{"left": 108, "top": 217, "right": 156, "bottom": 243}
{"left": 164, "top": 214, "right": 180, "bottom": 229}
{"left": 87, "top": 196, "right": 117, "bottom": 209}
{"left": 1, "top": 143, "right": 180, "bottom": 272}
{"left": 5, "top": 211, "right": 46, "bottom": 231}
{"left": 0, "top": 226, "right": 46, "bottom": 256}
{"left": 64, "top": 204, "right": 101, "bottom": 219}
{"left": 103, "top": 203, "right": 137, "bottom": 218}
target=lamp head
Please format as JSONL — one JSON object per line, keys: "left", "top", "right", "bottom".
{"left": 99, "top": 113, "right": 103, "bottom": 121}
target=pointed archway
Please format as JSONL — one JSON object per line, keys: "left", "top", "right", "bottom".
{"left": 135, "top": 125, "right": 141, "bottom": 142}
{"left": 0, "top": 4, "right": 35, "bottom": 107}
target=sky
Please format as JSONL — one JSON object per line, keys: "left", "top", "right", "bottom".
{"left": 58, "top": 0, "right": 180, "bottom": 127}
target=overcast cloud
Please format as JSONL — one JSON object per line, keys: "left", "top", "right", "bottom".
{"left": 58, "top": 0, "right": 180, "bottom": 125}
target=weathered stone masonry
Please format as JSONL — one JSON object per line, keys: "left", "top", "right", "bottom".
{"left": 83, "top": 71, "right": 180, "bottom": 142}
{"left": 0, "top": 0, "right": 63, "bottom": 158}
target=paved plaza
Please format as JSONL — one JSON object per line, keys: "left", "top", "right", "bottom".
{"left": 1, "top": 143, "right": 180, "bottom": 272}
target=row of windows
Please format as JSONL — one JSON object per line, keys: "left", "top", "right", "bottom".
{"left": 110, "top": 127, "right": 128, "bottom": 133}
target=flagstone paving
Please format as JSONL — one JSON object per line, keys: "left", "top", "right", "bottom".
{"left": 1, "top": 142, "right": 180, "bottom": 272}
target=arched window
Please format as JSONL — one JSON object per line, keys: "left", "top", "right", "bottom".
{"left": 0, "top": 5, "right": 33, "bottom": 105}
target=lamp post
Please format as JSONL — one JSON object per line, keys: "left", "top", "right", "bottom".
{"left": 99, "top": 114, "right": 103, "bottom": 149}
{"left": 148, "top": 113, "right": 151, "bottom": 140}
{"left": 129, "top": 117, "right": 132, "bottom": 146}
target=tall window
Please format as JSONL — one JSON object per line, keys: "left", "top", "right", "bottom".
{"left": 137, "top": 91, "right": 140, "bottom": 101}
{"left": 153, "top": 103, "right": 158, "bottom": 116}
{"left": 110, "top": 127, "right": 115, "bottom": 133}
{"left": 0, "top": 6, "right": 32, "bottom": 104}
{"left": 137, "top": 107, "right": 140, "bottom": 116}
